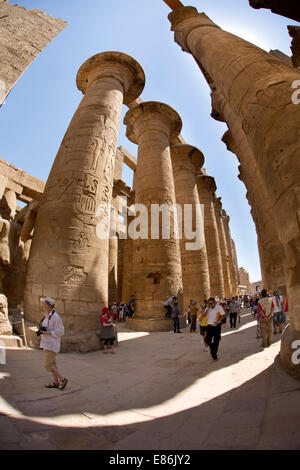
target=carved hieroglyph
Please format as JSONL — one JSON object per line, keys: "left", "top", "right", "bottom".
{"left": 171, "top": 144, "right": 211, "bottom": 310}
{"left": 24, "top": 52, "right": 145, "bottom": 352}
{"left": 222, "top": 128, "right": 286, "bottom": 293}
{"left": 196, "top": 175, "right": 225, "bottom": 300}
{"left": 124, "top": 102, "right": 183, "bottom": 331}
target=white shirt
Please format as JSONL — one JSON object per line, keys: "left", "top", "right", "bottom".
{"left": 272, "top": 295, "right": 283, "bottom": 313}
{"left": 164, "top": 297, "right": 173, "bottom": 307}
{"left": 40, "top": 310, "right": 64, "bottom": 353}
{"left": 207, "top": 304, "right": 226, "bottom": 325}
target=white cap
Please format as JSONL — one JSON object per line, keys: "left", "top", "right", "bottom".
{"left": 40, "top": 296, "right": 55, "bottom": 306}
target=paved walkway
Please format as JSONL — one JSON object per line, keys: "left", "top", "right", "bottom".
{"left": 0, "top": 309, "right": 299, "bottom": 450}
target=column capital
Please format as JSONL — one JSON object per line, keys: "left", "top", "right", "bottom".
{"left": 170, "top": 144, "right": 204, "bottom": 174}
{"left": 213, "top": 196, "right": 222, "bottom": 214}
{"left": 196, "top": 174, "right": 217, "bottom": 194}
{"left": 76, "top": 51, "right": 145, "bottom": 104}
{"left": 168, "top": 7, "right": 220, "bottom": 53}
{"left": 124, "top": 101, "right": 182, "bottom": 144}
{"left": 222, "top": 130, "right": 238, "bottom": 155}
{"left": 222, "top": 209, "right": 230, "bottom": 224}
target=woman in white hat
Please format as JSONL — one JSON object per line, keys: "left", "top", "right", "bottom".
{"left": 39, "top": 297, "right": 68, "bottom": 390}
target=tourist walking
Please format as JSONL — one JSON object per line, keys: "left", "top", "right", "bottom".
{"left": 257, "top": 289, "right": 274, "bottom": 348}
{"left": 189, "top": 300, "right": 198, "bottom": 332}
{"left": 39, "top": 297, "right": 68, "bottom": 390}
{"left": 203, "top": 297, "right": 226, "bottom": 360}
{"left": 235, "top": 295, "right": 241, "bottom": 323}
{"left": 198, "top": 304, "right": 209, "bottom": 351}
{"left": 229, "top": 297, "right": 239, "bottom": 328}
{"left": 100, "top": 307, "right": 116, "bottom": 354}
{"left": 187, "top": 303, "right": 191, "bottom": 324}
{"left": 272, "top": 289, "right": 284, "bottom": 334}
{"left": 111, "top": 302, "right": 119, "bottom": 322}
{"left": 120, "top": 303, "right": 128, "bottom": 322}
{"left": 220, "top": 299, "right": 228, "bottom": 328}
{"left": 127, "top": 295, "right": 135, "bottom": 318}
{"left": 171, "top": 302, "right": 181, "bottom": 333}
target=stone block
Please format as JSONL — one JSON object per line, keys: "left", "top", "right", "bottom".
{"left": 79, "top": 287, "right": 97, "bottom": 303}
{"left": 58, "top": 240, "right": 73, "bottom": 254}
{"left": 54, "top": 299, "right": 65, "bottom": 314}
{"left": 69, "top": 254, "right": 85, "bottom": 267}
{"left": 31, "top": 283, "right": 43, "bottom": 296}
{"left": 64, "top": 300, "right": 89, "bottom": 316}
{"left": 58, "top": 285, "right": 80, "bottom": 301}
{"left": 42, "top": 284, "right": 58, "bottom": 299}
{"left": 88, "top": 302, "right": 102, "bottom": 314}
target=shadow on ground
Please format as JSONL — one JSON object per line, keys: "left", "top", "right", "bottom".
{"left": 1, "top": 311, "right": 299, "bottom": 450}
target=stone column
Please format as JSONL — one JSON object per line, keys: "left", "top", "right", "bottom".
{"left": 171, "top": 144, "right": 210, "bottom": 312}
{"left": 108, "top": 206, "right": 118, "bottom": 305}
{"left": 124, "top": 102, "right": 183, "bottom": 331}
{"left": 117, "top": 237, "right": 124, "bottom": 303}
{"left": 169, "top": 6, "right": 300, "bottom": 378}
{"left": 222, "top": 211, "right": 238, "bottom": 296}
{"left": 24, "top": 52, "right": 145, "bottom": 352}
{"left": 222, "top": 129, "right": 285, "bottom": 294}
{"left": 120, "top": 213, "right": 134, "bottom": 305}
{"left": 196, "top": 175, "right": 225, "bottom": 300}
{"left": 231, "top": 238, "right": 240, "bottom": 290}
{"left": 213, "top": 197, "right": 232, "bottom": 298}
{"left": 0, "top": 189, "right": 17, "bottom": 221}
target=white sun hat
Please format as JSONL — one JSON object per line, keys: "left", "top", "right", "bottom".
{"left": 40, "top": 296, "right": 55, "bottom": 306}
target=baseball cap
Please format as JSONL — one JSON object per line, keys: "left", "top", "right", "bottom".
{"left": 40, "top": 296, "right": 55, "bottom": 306}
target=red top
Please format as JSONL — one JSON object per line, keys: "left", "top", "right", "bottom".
{"left": 100, "top": 308, "right": 112, "bottom": 324}
{"left": 284, "top": 297, "right": 288, "bottom": 312}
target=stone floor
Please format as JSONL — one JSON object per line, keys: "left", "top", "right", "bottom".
{"left": 0, "top": 309, "right": 299, "bottom": 450}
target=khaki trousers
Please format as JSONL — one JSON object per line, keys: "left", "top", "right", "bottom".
{"left": 260, "top": 318, "right": 273, "bottom": 347}
{"left": 43, "top": 349, "right": 57, "bottom": 372}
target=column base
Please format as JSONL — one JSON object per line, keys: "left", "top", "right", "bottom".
{"left": 24, "top": 321, "right": 118, "bottom": 353}
{"left": 280, "top": 323, "right": 300, "bottom": 381}
{"left": 126, "top": 315, "right": 187, "bottom": 332}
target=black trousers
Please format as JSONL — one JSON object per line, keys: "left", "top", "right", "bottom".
{"left": 230, "top": 312, "right": 237, "bottom": 328}
{"left": 173, "top": 317, "right": 180, "bottom": 333}
{"left": 205, "top": 324, "right": 221, "bottom": 358}
{"left": 190, "top": 316, "right": 197, "bottom": 332}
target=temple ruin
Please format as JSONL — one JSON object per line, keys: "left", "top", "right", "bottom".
{"left": 0, "top": 0, "right": 299, "bottom": 382}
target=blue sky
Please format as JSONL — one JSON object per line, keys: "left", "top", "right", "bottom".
{"left": 1, "top": 0, "right": 298, "bottom": 282}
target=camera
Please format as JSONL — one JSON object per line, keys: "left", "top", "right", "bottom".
{"left": 36, "top": 326, "right": 47, "bottom": 337}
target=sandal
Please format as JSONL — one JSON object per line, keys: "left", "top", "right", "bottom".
{"left": 45, "top": 382, "right": 58, "bottom": 388}
{"left": 58, "top": 378, "right": 68, "bottom": 390}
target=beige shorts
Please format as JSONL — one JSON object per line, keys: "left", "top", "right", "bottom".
{"left": 43, "top": 349, "right": 57, "bottom": 372}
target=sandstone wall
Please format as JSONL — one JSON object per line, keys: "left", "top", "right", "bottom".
{"left": 0, "top": 2, "right": 66, "bottom": 105}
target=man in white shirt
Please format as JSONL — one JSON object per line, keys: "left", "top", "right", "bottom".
{"left": 39, "top": 297, "right": 68, "bottom": 390}
{"left": 202, "top": 297, "right": 226, "bottom": 361}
